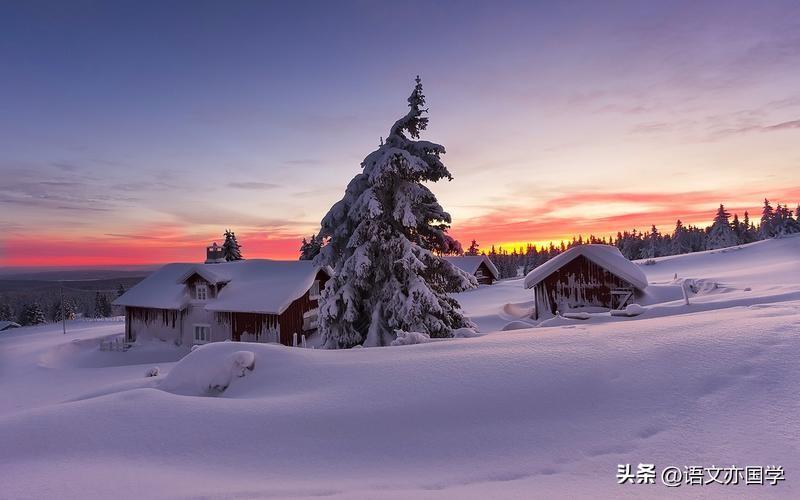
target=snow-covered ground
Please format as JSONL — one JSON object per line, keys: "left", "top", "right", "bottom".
{"left": 1, "top": 236, "right": 798, "bottom": 499}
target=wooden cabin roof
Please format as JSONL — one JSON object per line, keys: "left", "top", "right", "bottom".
{"left": 523, "top": 245, "right": 648, "bottom": 291}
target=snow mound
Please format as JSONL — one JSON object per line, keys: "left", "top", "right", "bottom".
{"left": 625, "top": 303, "right": 646, "bottom": 316}
{"left": 160, "top": 344, "right": 257, "bottom": 395}
{"left": 501, "top": 320, "right": 535, "bottom": 331}
{"left": 562, "top": 312, "right": 591, "bottom": 320}
{"left": 145, "top": 366, "right": 160, "bottom": 377}
{"left": 502, "top": 301, "right": 534, "bottom": 319}
{"left": 452, "top": 327, "right": 479, "bottom": 338}
{"left": 390, "top": 330, "right": 431, "bottom": 346}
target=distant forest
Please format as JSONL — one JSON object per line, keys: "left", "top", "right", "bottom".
{"left": 463, "top": 198, "right": 800, "bottom": 279}
{"left": 0, "top": 276, "right": 144, "bottom": 327}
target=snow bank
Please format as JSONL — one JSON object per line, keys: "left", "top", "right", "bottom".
{"left": 159, "top": 344, "right": 257, "bottom": 395}
{"left": 390, "top": 330, "right": 431, "bottom": 346}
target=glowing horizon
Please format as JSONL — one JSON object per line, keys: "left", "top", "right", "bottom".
{"left": 1, "top": 1, "right": 799, "bottom": 268}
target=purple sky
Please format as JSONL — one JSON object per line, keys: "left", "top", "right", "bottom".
{"left": 1, "top": 0, "right": 799, "bottom": 266}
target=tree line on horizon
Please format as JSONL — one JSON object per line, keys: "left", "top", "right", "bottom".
{"left": 457, "top": 199, "right": 800, "bottom": 279}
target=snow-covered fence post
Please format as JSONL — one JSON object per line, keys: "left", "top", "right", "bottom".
{"left": 301, "top": 334, "right": 307, "bottom": 348}
{"left": 682, "top": 281, "right": 690, "bottom": 306}
{"left": 292, "top": 332, "right": 298, "bottom": 347}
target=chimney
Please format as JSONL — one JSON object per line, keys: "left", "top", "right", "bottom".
{"left": 205, "top": 242, "right": 225, "bottom": 264}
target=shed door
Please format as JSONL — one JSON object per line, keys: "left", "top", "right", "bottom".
{"left": 610, "top": 288, "right": 633, "bottom": 309}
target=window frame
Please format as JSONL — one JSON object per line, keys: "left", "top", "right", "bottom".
{"left": 193, "top": 324, "right": 211, "bottom": 344}
{"left": 195, "top": 283, "right": 208, "bottom": 301}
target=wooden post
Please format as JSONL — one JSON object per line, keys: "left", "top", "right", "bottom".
{"left": 292, "top": 332, "right": 298, "bottom": 347}
{"left": 301, "top": 334, "right": 307, "bottom": 348}
{"left": 60, "top": 283, "right": 66, "bottom": 335}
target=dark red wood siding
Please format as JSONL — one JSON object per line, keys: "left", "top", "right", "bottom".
{"left": 534, "top": 255, "right": 639, "bottom": 318}
{"left": 475, "top": 262, "right": 495, "bottom": 285}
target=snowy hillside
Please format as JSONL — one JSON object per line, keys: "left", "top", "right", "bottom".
{"left": 0, "top": 236, "right": 798, "bottom": 499}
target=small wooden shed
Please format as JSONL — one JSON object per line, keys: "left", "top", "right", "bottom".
{"left": 444, "top": 255, "right": 500, "bottom": 285}
{"left": 524, "top": 245, "right": 648, "bottom": 319}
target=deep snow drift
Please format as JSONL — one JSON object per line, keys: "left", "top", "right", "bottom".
{"left": 0, "top": 236, "right": 798, "bottom": 499}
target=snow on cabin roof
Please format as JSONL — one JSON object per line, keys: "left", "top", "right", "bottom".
{"left": 176, "top": 266, "right": 229, "bottom": 285}
{"left": 523, "top": 244, "right": 648, "bottom": 291}
{"left": 0, "top": 321, "right": 21, "bottom": 331}
{"left": 113, "top": 259, "right": 333, "bottom": 315}
{"left": 443, "top": 255, "right": 500, "bottom": 280}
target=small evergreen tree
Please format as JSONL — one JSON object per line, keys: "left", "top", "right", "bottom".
{"left": 94, "top": 292, "right": 112, "bottom": 318}
{"left": 465, "top": 239, "right": 480, "bottom": 256}
{"left": 299, "top": 233, "right": 323, "bottom": 261}
{"left": 19, "top": 303, "right": 47, "bottom": 326}
{"left": 222, "top": 229, "right": 244, "bottom": 261}
{"left": 706, "top": 204, "right": 736, "bottom": 250}
{"left": 0, "top": 303, "right": 13, "bottom": 321}
{"left": 316, "top": 76, "right": 476, "bottom": 348}
{"left": 52, "top": 298, "right": 77, "bottom": 322}
{"left": 116, "top": 283, "right": 127, "bottom": 297}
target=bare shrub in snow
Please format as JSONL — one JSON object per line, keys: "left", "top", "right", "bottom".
{"left": 390, "top": 330, "right": 431, "bottom": 346}
{"left": 145, "top": 366, "right": 160, "bottom": 377}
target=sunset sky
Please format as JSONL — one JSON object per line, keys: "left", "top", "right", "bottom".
{"left": 1, "top": 0, "right": 799, "bottom": 268}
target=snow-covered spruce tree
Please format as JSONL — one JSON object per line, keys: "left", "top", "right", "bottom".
{"left": 0, "top": 303, "right": 13, "bottom": 321}
{"left": 299, "top": 233, "right": 322, "bottom": 260}
{"left": 222, "top": 229, "right": 244, "bottom": 261}
{"left": 315, "top": 76, "right": 477, "bottom": 348}
{"left": 706, "top": 204, "right": 736, "bottom": 250}
{"left": 760, "top": 198, "right": 774, "bottom": 239}
{"left": 20, "top": 302, "right": 46, "bottom": 326}
{"left": 465, "top": 239, "right": 480, "bottom": 256}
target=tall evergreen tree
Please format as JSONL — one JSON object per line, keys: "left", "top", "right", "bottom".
{"left": 706, "top": 204, "right": 736, "bottom": 250}
{"left": 760, "top": 198, "right": 775, "bottom": 238}
{"left": 315, "top": 76, "right": 476, "bottom": 348}
{"left": 222, "top": 229, "right": 244, "bottom": 261}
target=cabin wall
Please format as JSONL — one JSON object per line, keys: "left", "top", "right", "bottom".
{"left": 215, "top": 312, "right": 281, "bottom": 344}
{"left": 125, "top": 307, "right": 184, "bottom": 343}
{"left": 475, "top": 262, "right": 495, "bottom": 285}
{"left": 533, "top": 255, "right": 639, "bottom": 318}
{"left": 182, "top": 304, "right": 225, "bottom": 344}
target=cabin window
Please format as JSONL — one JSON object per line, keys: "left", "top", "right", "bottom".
{"left": 195, "top": 283, "right": 208, "bottom": 301}
{"left": 194, "top": 325, "right": 210, "bottom": 343}
{"left": 475, "top": 269, "right": 485, "bottom": 278}
{"left": 310, "top": 280, "right": 321, "bottom": 299}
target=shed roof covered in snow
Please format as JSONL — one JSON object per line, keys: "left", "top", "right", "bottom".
{"left": 443, "top": 255, "right": 500, "bottom": 280}
{"left": 0, "top": 321, "right": 21, "bottom": 331}
{"left": 114, "top": 260, "right": 333, "bottom": 315}
{"left": 523, "top": 245, "right": 648, "bottom": 291}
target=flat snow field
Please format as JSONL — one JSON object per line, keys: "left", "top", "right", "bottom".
{"left": 0, "top": 236, "right": 798, "bottom": 499}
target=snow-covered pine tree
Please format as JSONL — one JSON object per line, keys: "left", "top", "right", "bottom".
{"left": 222, "top": 229, "right": 244, "bottom": 261}
{"left": 0, "top": 303, "right": 13, "bottom": 321}
{"left": 706, "top": 204, "right": 737, "bottom": 250}
{"left": 20, "top": 302, "right": 46, "bottom": 326}
{"left": 116, "top": 283, "right": 127, "bottom": 297}
{"left": 671, "top": 220, "right": 691, "bottom": 255}
{"left": 465, "top": 239, "right": 480, "bottom": 256}
{"left": 94, "top": 292, "right": 112, "bottom": 318}
{"left": 52, "top": 298, "right": 77, "bottom": 322}
{"left": 299, "top": 233, "right": 323, "bottom": 260}
{"left": 440, "top": 235, "right": 463, "bottom": 255}
{"left": 315, "top": 76, "right": 476, "bottom": 348}
{"left": 760, "top": 198, "right": 774, "bottom": 238}
{"left": 731, "top": 213, "right": 743, "bottom": 244}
